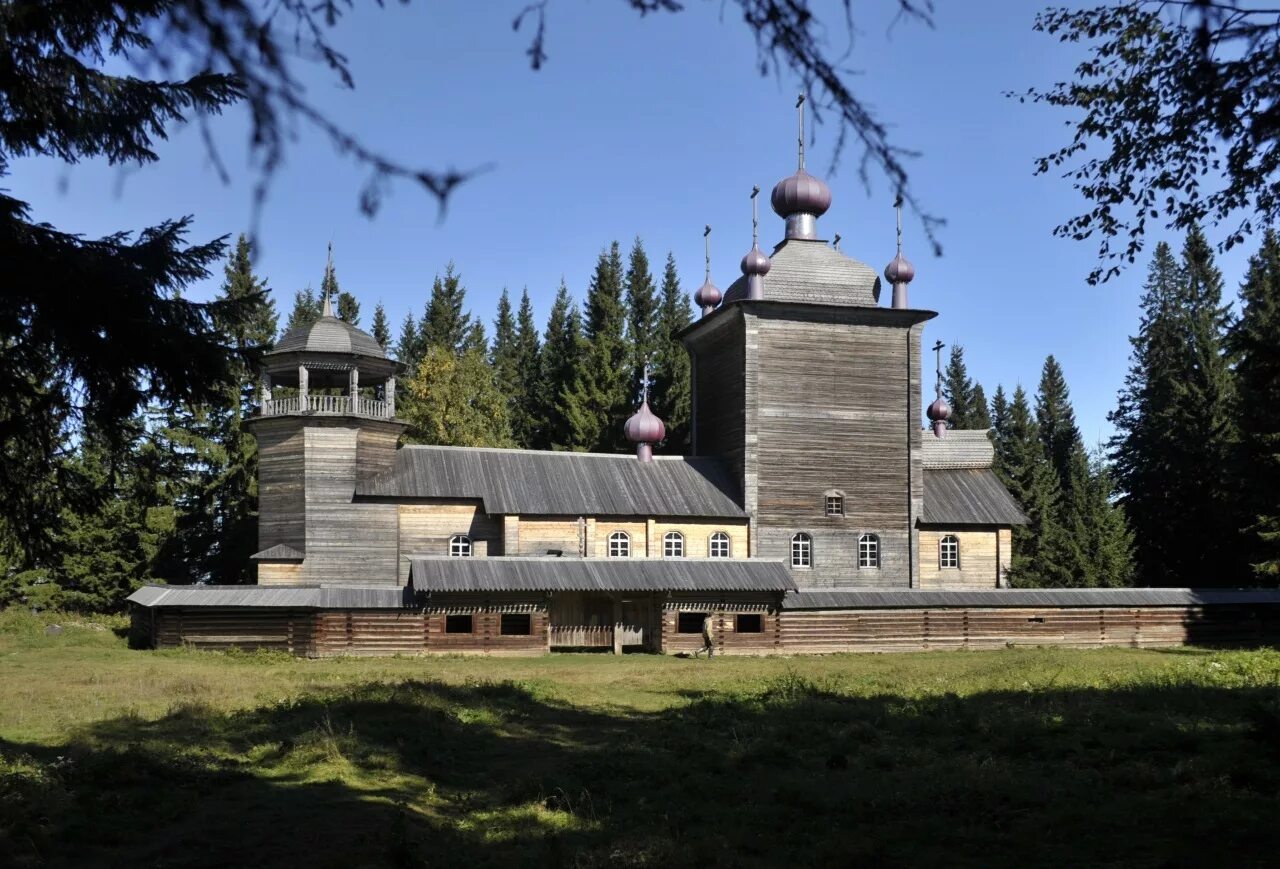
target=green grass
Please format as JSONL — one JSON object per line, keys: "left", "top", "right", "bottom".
{"left": 4, "top": 609, "right": 1280, "bottom": 867}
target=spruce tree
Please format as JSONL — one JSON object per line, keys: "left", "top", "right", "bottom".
{"left": 538, "top": 280, "right": 583, "bottom": 450}
{"left": 990, "top": 384, "right": 1011, "bottom": 469}
{"left": 997, "top": 387, "right": 1076, "bottom": 587}
{"left": 285, "top": 287, "right": 320, "bottom": 332}
{"left": 420, "top": 262, "right": 475, "bottom": 353}
{"left": 512, "top": 289, "right": 544, "bottom": 448}
{"left": 625, "top": 237, "right": 659, "bottom": 405}
{"left": 652, "top": 252, "right": 693, "bottom": 452}
{"left": 396, "top": 312, "right": 421, "bottom": 367}
{"left": 943, "top": 344, "right": 978, "bottom": 428}
{"left": 1110, "top": 234, "right": 1238, "bottom": 585}
{"left": 969, "top": 383, "right": 992, "bottom": 429}
{"left": 337, "top": 292, "right": 360, "bottom": 325}
{"left": 491, "top": 289, "right": 521, "bottom": 430}
{"left": 1228, "top": 229, "right": 1280, "bottom": 579}
{"left": 1035, "top": 355, "right": 1083, "bottom": 496}
{"left": 371, "top": 303, "right": 392, "bottom": 351}
{"left": 563, "top": 243, "right": 631, "bottom": 451}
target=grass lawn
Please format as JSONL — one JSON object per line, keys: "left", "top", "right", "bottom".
{"left": 3, "top": 609, "right": 1280, "bottom": 867}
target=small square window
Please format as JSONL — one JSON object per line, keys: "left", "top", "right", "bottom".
{"left": 736, "top": 614, "right": 763, "bottom": 633}
{"left": 825, "top": 494, "right": 844, "bottom": 517}
{"left": 678, "top": 612, "right": 708, "bottom": 634}
{"left": 500, "top": 613, "right": 531, "bottom": 635}
{"left": 445, "top": 614, "right": 472, "bottom": 634}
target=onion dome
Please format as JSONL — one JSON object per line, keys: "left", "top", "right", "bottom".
{"left": 926, "top": 396, "right": 952, "bottom": 439}
{"left": 624, "top": 399, "right": 665, "bottom": 445}
{"left": 694, "top": 278, "right": 723, "bottom": 312}
{"left": 884, "top": 251, "right": 915, "bottom": 286}
{"left": 770, "top": 170, "right": 832, "bottom": 222}
{"left": 741, "top": 245, "right": 772, "bottom": 277}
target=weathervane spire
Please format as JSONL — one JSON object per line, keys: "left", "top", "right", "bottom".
{"left": 926, "top": 339, "right": 952, "bottom": 438}
{"left": 751, "top": 186, "right": 760, "bottom": 246}
{"left": 704, "top": 224, "right": 712, "bottom": 282}
{"left": 932, "top": 340, "right": 944, "bottom": 400}
{"left": 796, "top": 93, "right": 806, "bottom": 171}
{"left": 895, "top": 194, "right": 904, "bottom": 256}
{"left": 321, "top": 241, "right": 335, "bottom": 317}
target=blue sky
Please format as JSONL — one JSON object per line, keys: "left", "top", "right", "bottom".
{"left": 8, "top": 1, "right": 1255, "bottom": 446}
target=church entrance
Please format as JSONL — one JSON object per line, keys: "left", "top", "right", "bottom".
{"left": 548, "top": 592, "right": 658, "bottom": 653}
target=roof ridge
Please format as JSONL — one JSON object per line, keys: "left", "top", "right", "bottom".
{"left": 398, "top": 444, "right": 695, "bottom": 461}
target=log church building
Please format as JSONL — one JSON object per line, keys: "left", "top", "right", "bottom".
{"left": 129, "top": 106, "right": 1280, "bottom": 655}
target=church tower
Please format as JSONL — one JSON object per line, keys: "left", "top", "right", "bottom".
{"left": 245, "top": 272, "right": 406, "bottom": 585}
{"left": 681, "top": 98, "right": 936, "bottom": 588}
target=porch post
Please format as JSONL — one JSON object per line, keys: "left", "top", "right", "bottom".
{"left": 349, "top": 367, "right": 359, "bottom": 415}
{"left": 260, "top": 371, "right": 273, "bottom": 412}
{"left": 612, "top": 596, "right": 623, "bottom": 655}
{"left": 386, "top": 375, "right": 396, "bottom": 418}
{"left": 298, "top": 364, "right": 309, "bottom": 409}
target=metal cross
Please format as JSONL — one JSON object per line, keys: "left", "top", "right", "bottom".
{"left": 703, "top": 224, "right": 712, "bottom": 281}
{"left": 932, "top": 340, "right": 945, "bottom": 400}
{"left": 796, "top": 93, "right": 806, "bottom": 170}
{"left": 750, "top": 186, "right": 760, "bottom": 245}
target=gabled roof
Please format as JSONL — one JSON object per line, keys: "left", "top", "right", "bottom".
{"left": 921, "top": 468, "right": 1028, "bottom": 526}
{"left": 250, "top": 544, "right": 304, "bottom": 562}
{"left": 127, "top": 585, "right": 413, "bottom": 608}
{"left": 409, "top": 557, "right": 796, "bottom": 593}
{"left": 722, "top": 239, "right": 881, "bottom": 306}
{"left": 357, "top": 445, "right": 746, "bottom": 518}
{"left": 266, "top": 315, "right": 387, "bottom": 359}
{"left": 922, "top": 430, "right": 995, "bottom": 469}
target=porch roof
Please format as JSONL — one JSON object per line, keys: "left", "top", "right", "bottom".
{"left": 409, "top": 557, "right": 796, "bottom": 594}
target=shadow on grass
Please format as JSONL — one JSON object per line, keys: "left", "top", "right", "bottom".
{"left": 4, "top": 674, "right": 1280, "bottom": 867}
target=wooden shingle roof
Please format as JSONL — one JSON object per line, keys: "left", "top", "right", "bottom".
{"left": 921, "top": 468, "right": 1028, "bottom": 526}
{"left": 357, "top": 445, "right": 746, "bottom": 518}
{"left": 409, "top": 557, "right": 796, "bottom": 593}
{"left": 266, "top": 315, "right": 387, "bottom": 359}
{"left": 722, "top": 239, "right": 881, "bottom": 306}
{"left": 921, "top": 430, "right": 995, "bottom": 469}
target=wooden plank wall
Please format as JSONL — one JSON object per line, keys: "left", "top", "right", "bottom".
{"left": 658, "top": 593, "right": 782, "bottom": 655}
{"left": 254, "top": 420, "right": 306, "bottom": 552}
{"left": 152, "top": 609, "right": 315, "bottom": 654}
{"left": 779, "top": 606, "right": 1280, "bottom": 653}
{"left": 515, "top": 517, "right": 581, "bottom": 556}
{"left": 688, "top": 312, "right": 747, "bottom": 490}
{"left": 424, "top": 610, "right": 550, "bottom": 655}
{"left": 398, "top": 503, "right": 502, "bottom": 581}
{"left": 917, "top": 529, "right": 1001, "bottom": 589}
{"left": 751, "top": 314, "right": 915, "bottom": 588}
{"left": 257, "top": 563, "right": 303, "bottom": 586}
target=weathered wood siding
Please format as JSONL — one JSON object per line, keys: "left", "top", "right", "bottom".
{"left": 398, "top": 503, "right": 502, "bottom": 581}
{"left": 151, "top": 609, "right": 315, "bottom": 654}
{"left": 515, "top": 516, "right": 582, "bottom": 556}
{"left": 304, "top": 426, "right": 399, "bottom": 585}
{"left": 591, "top": 521, "right": 648, "bottom": 558}
{"left": 917, "top": 528, "right": 1000, "bottom": 589}
{"left": 747, "top": 308, "right": 923, "bottom": 588}
{"left": 688, "top": 311, "right": 746, "bottom": 489}
{"left": 257, "top": 563, "right": 303, "bottom": 585}
{"left": 314, "top": 610, "right": 425, "bottom": 656}
{"left": 651, "top": 520, "right": 749, "bottom": 558}
{"left": 778, "top": 606, "right": 1280, "bottom": 653}
{"left": 254, "top": 419, "right": 306, "bottom": 553}
{"left": 658, "top": 595, "right": 782, "bottom": 655}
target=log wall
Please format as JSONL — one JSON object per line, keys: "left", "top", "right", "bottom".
{"left": 917, "top": 528, "right": 1001, "bottom": 589}
{"left": 398, "top": 503, "right": 502, "bottom": 580}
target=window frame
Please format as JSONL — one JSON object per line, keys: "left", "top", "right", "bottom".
{"left": 444, "top": 614, "right": 473, "bottom": 634}
{"left": 607, "top": 531, "right": 631, "bottom": 558}
{"left": 735, "top": 614, "right": 763, "bottom": 634}
{"left": 709, "top": 531, "right": 731, "bottom": 558}
{"left": 677, "top": 612, "right": 708, "bottom": 634}
{"left": 939, "top": 534, "right": 960, "bottom": 570}
{"left": 500, "top": 613, "right": 532, "bottom": 636}
{"left": 824, "top": 491, "right": 845, "bottom": 518}
{"left": 858, "top": 533, "right": 880, "bottom": 569}
{"left": 790, "top": 532, "right": 813, "bottom": 569}
{"left": 448, "top": 534, "right": 472, "bottom": 558}
{"left": 663, "top": 531, "right": 685, "bottom": 558}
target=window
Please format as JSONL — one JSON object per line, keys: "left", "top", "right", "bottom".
{"left": 449, "top": 534, "right": 472, "bottom": 558}
{"left": 790, "top": 533, "right": 812, "bottom": 569}
{"left": 678, "top": 612, "right": 708, "bottom": 634}
{"left": 445, "top": 614, "right": 472, "bottom": 634}
{"left": 663, "top": 531, "right": 685, "bottom": 558}
{"left": 940, "top": 535, "right": 960, "bottom": 569}
{"left": 500, "top": 613, "right": 531, "bottom": 635}
{"left": 736, "top": 614, "right": 763, "bottom": 633}
{"left": 607, "top": 531, "right": 631, "bottom": 558}
{"left": 858, "top": 534, "right": 880, "bottom": 569}
{"left": 825, "top": 492, "right": 844, "bottom": 517}
{"left": 709, "top": 531, "right": 731, "bottom": 558}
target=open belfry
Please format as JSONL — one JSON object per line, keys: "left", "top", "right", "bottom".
{"left": 131, "top": 102, "right": 1273, "bottom": 656}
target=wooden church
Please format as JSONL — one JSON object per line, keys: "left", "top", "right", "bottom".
{"left": 129, "top": 106, "right": 1280, "bottom": 655}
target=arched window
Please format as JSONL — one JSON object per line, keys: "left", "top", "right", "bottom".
{"left": 607, "top": 531, "right": 631, "bottom": 558}
{"left": 940, "top": 535, "right": 960, "bottom": 569}
{"left": 858, "top": 533, "right": 880, "bottom": 569}
{"left": 824, "top": 491, "right": 845, "bottom": 517}
{"left": 449, "top": 534, "right": 472, "bottom": 558}
{"left": 709, "top": 531, "right": 731, "bottom": 558}
{"left": 663, "top": 531, "right": 685, "bottom": 558}
{"left": 790, "top": 532, "right": 812, "bottom": 569}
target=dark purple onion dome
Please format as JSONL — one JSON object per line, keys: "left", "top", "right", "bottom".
{"left": 770, "top": 169, "right": 832, "bottom": 219}
{"left": 884, "top": 251, "right": 915, "bottom": 285}
{"left": 694, "top": 278, "right": 722, "bottom": 310}
{"left": 741, "top": 244, "right": 772, "bottom": 276}
{"left": 926, "top": 396, "right": 951, "bottom": 424}
{"left": 624, "top": 400, "right": 666, "bottom": 445}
